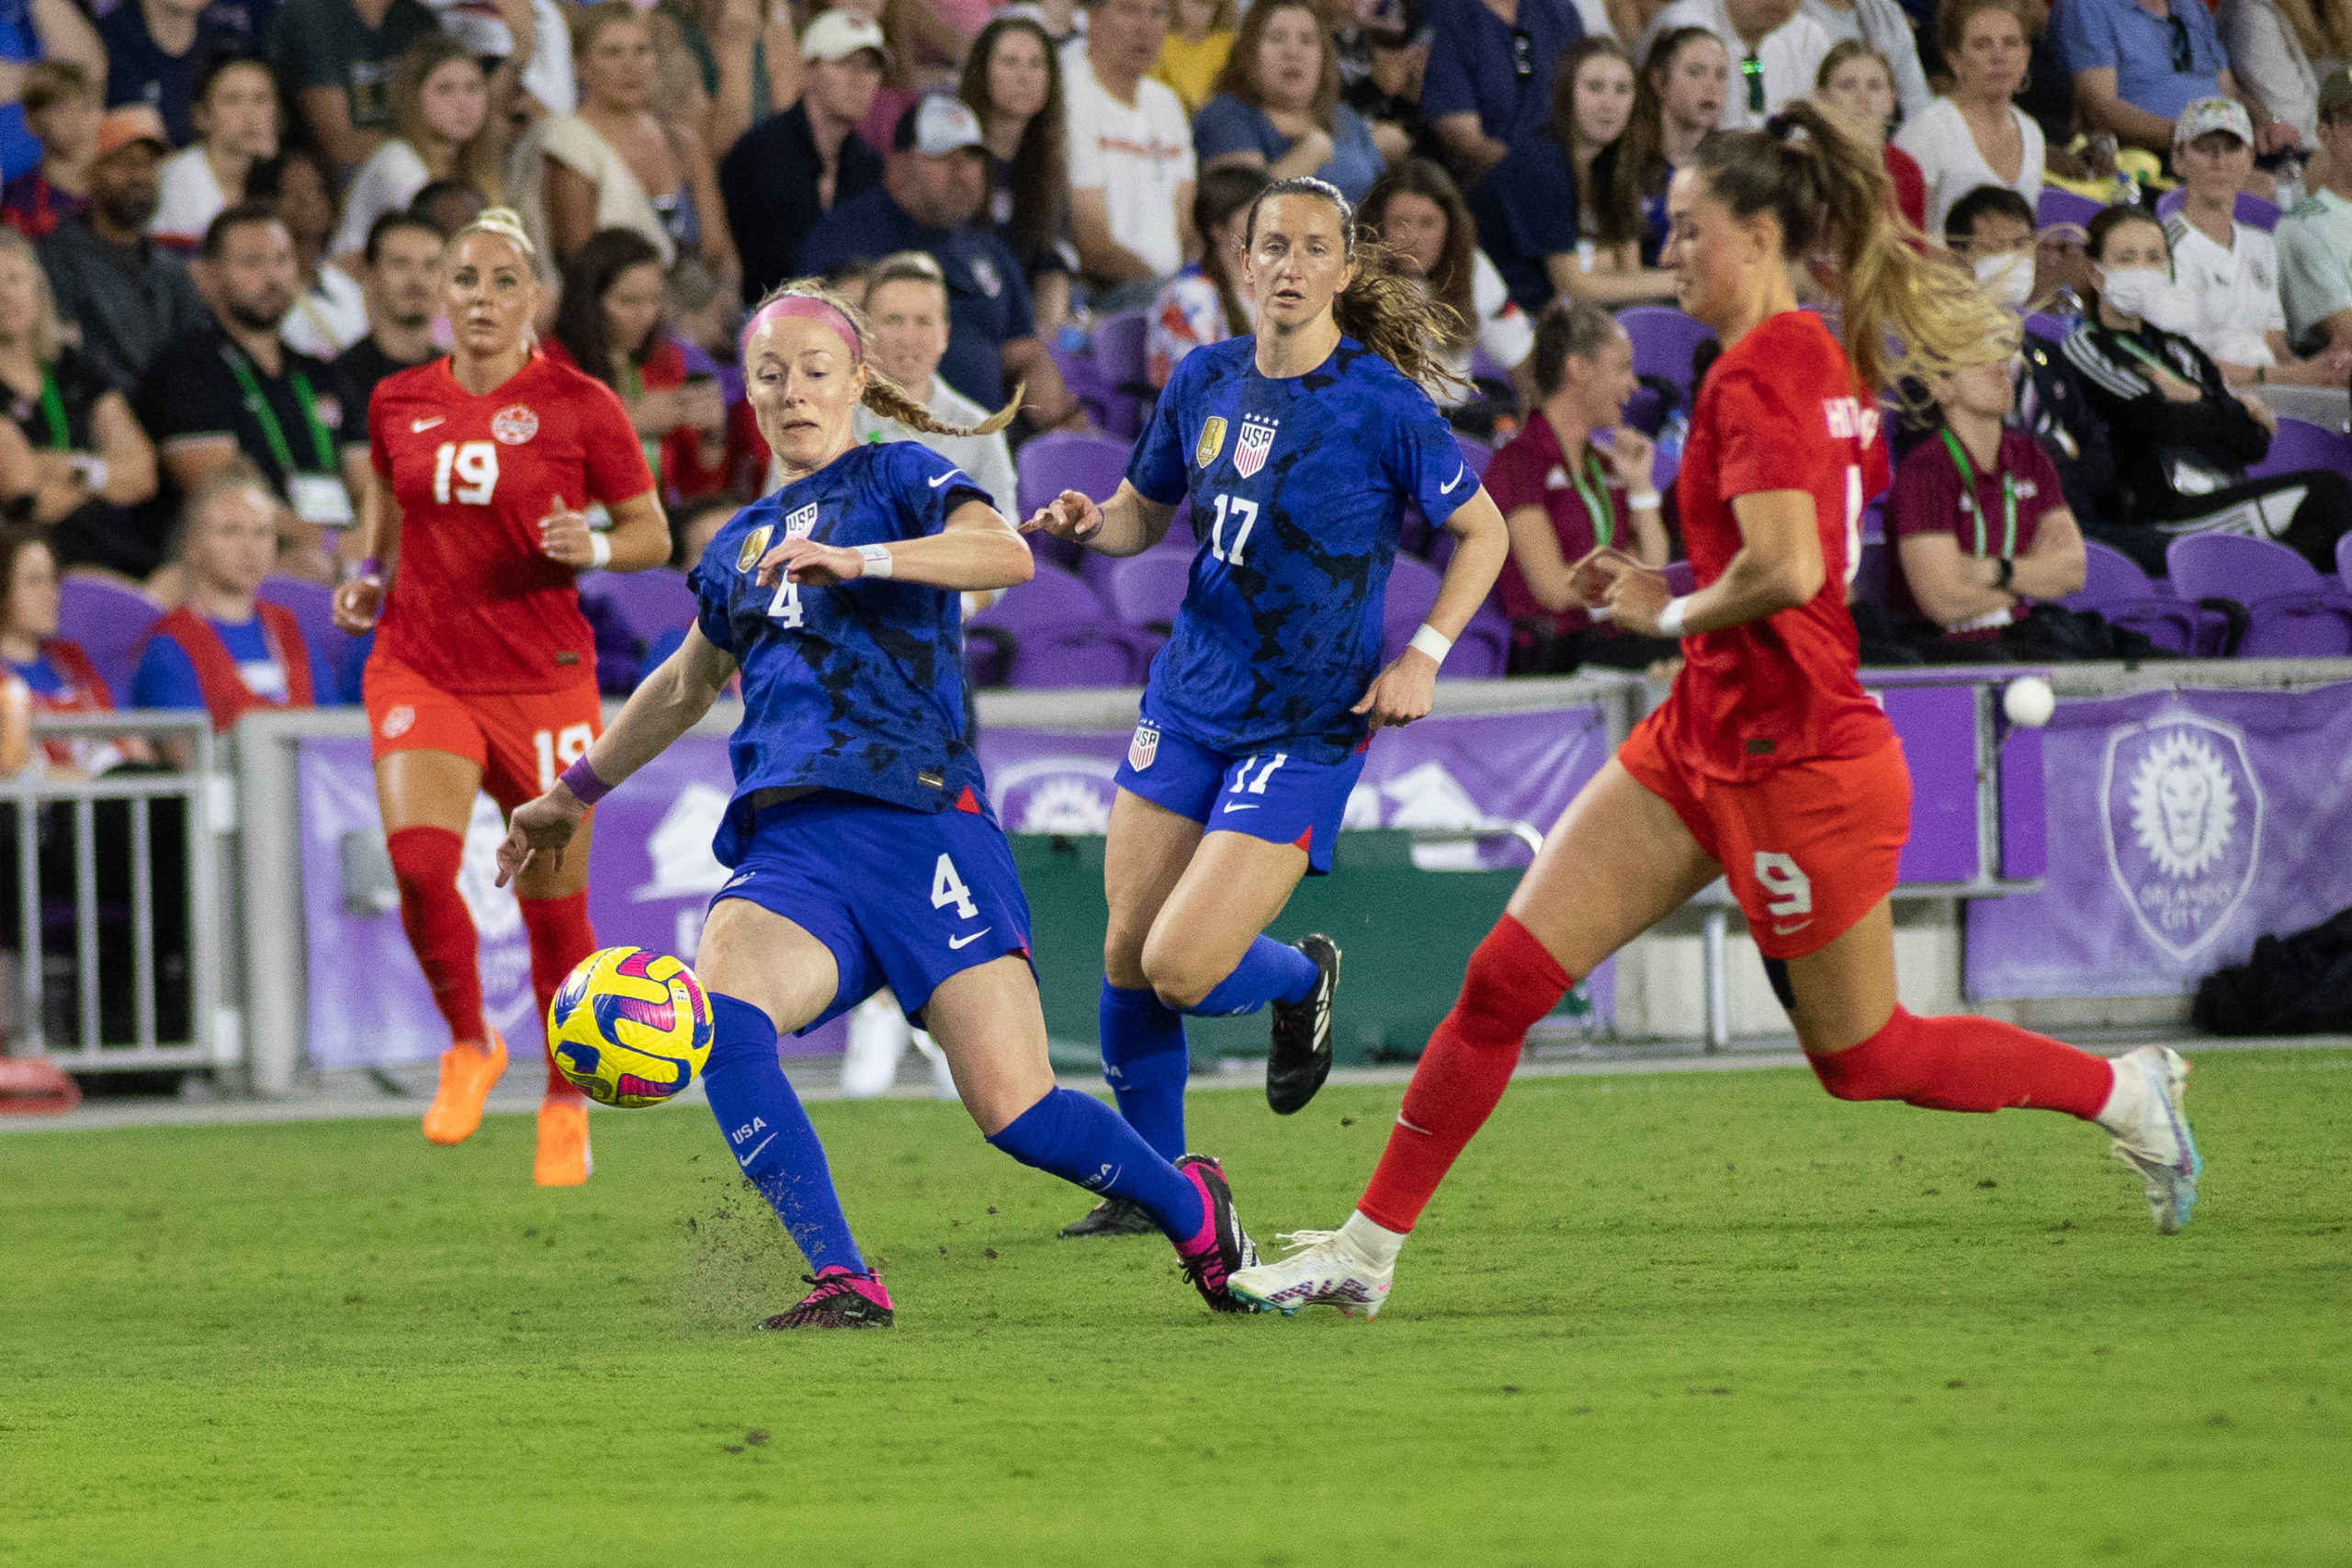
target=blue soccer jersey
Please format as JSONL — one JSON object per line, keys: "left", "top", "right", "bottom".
{"left": 1127, "top": 335, "right": 1471, "bottom": 764}
{"left": 689, "top": 440, "right": 995, "bottom": 863}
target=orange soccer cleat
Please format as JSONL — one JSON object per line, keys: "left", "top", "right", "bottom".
{"left": 533, "top": 1096, "right": 593, "bottom": 1187}
{"left": 422, "top": 1030, "right": 508, "bottom": 1145}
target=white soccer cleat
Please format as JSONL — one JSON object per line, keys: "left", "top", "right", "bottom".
{"left": 2106, "top": 1045, "right": 2201, "bottom": 1235}
{"left": 1227, "top": 1228, "right": 1393, "bottom": 1318}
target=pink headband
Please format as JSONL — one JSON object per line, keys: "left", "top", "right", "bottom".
{"left": 741, "top": 295, "right": 862, "bottom": 363}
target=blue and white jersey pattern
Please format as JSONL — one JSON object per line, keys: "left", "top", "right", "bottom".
{"left": 1126, "top": 334, "right": 1471, "bottom": 765}
{"left": 689, "top": 440, "right": 995, "bottom": 864}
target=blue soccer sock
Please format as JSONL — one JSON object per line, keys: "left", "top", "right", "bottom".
{"left": 987, "top": 1087, "right": 1205, "bottom": 1241}
{"left": 1188, "top": 935, "right": 1319, "bottom": 1017}
{"left": 702, "top": 992, "right": 866, "bottom": 1275}
{"left": 1099, "top": 981, "right": 1190, "bottom": 1162}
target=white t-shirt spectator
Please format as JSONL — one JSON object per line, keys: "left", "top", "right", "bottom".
{"left": 2162, "top": 212, "right": 2287, "bottom": 367}
{"left": 1430, "top": 251, "right": 1534, "bottom": 406}
{"left": 332, "top": 139, "right": 431, "bottom": 259}
{"left": 281, "top": 264, "right": 369, "bottom": 358}
{"left": 1065, "top": 52, "right": 1196, "bottom": 280}
{"left": 150, "top": 145, "right": 232, "bottom": 250}
{"left": 1894, "top": 96, "right": 2047, "bottom": 239}
{"left": 2218, "top": 0, "right": 2336, "bottom": 145}
{"left": 1641, "top": 0, "right": 1830, "bottom": 130}
{"left": 848, "top": 379, "right": 1018, "bottom": 521}
{"left": 2275, "top": 186, "right": 2352, "bottom": 344}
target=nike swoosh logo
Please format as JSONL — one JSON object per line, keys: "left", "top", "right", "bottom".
{"left": 1772, "top": 919, "right": 1813, "bottom": 936}
{"left": 736, "top": 1133, "right": 775, "bottom": 1168}
{"left": 411, "top": 416, "right": 445, "bottom": 433}
{"left": 1440, "top": 464, "right": 1466, "bottom": 494}
{"left": 1221, "top": 802, "right": 1259, "bottom": 813}
{"left": 928, "top": 470, "right": 963, "bottom": 488}
{"left": 947, "top": 927, "right": 992, "bottom": 950}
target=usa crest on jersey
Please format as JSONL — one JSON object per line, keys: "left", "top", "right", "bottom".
{"left": 785, "top": 502, "right": 819, "bottom": 538}
{"left": 1128, "top": 717, "right": 1160, "bottom": 771}
{"left": 1234, "top": 415, "right": 1279, "bottom": 478}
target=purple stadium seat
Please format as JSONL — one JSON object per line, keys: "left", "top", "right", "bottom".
{"left": 2103, "top": 598, "right": 2204, "bottom": 654}
{"left": 1615, "top": 307, "right": 1717, "bottom": 394}
{"left": 967, "top": 562, "right": 1152, "bottom": 687}
{"left": 2245, "top": 415, "right": 2352, "bottom": 481}
{"left": 1378, "top": 555, "right": 1444, "bottom": 664}
{"left": 1015, "top": 431, "right": 1134, "bottom": 571}
{"left": 2065, "top": 540, "right": 2156, "bottom": 609}
{"left": 2036, "top": 187, "right": 2102, "bottom": 231}
{"left": 2165, "top": 532, "right": 2325, "bottom": 604}
{"left": 2154, "top": 186, "right": 2280, "bottom": 231}
{"left": 1104, "top": 551, "right": 1192, "bottom": 631}
{"left": 2023, "top": 310, "right": 2070, "bottom": 344}
{"left": 579, "top": 568, "right": 698, "bottom": 693}
{"left": 1089, "top": 311, "right": 1151, "bottom": 438}
{"left": 2237, "top": 592, "right": 2352, "bottom": 656}
{"left": 257, "top": 575, "right": 360, "bottom": 697}
{"left": 1447, "top": 605, "right": 1511, "bottom": 679}
{"left": 58, "top": 571, "right": 163, "bottom": 705}
{"left": 2338, "top": 531, "right": 2352, "bottom": 587}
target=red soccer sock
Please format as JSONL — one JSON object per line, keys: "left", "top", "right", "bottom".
{"left": 522, "top": 890, "right": 598, "bottom": 1100}
{"left": 1807, "top": 1006, "right": 2113, "bottom": 1119}
{"left": 1359, "top": 915, "right": 1574, "bottom": 1233}
{"left": 386, "top": 826, "right": 484, "bottom": 1048}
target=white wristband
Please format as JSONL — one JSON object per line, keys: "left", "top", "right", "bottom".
{"left": 1408, "top": 624, "right": 1453, "bottom": 665}
{"left": 1626, "top": 490, "right": 1661, "bottom": 513}
{"left": 587, "top": 530, "right": 611, "bottom": 569}
{"left": 1656, "top": 594, "right": 1692, "bottom": 637}
{"left": 858, "top": 543, "right": 895, "bottom": 579}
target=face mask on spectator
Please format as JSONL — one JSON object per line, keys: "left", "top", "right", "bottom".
{"left": 1974, "top": 252, "right": 2034, "bottom": 312}
{"left": 2096, "top": 265, "right": 2177, "bottom": 322}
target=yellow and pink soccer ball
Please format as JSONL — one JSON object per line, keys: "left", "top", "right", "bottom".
{"left": 547, "top": 946, "right": 714, "bottom": 1108}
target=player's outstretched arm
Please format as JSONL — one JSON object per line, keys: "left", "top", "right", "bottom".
{"left": 757, "top": 500, "right": 1036, "bottom": 593}
{"left": 1352, "top": 487, "right": 1510, "bottom": 731}
{"left": 493, "top": 625, "right": 738, "bottom": 887}
{"left": 1017, "top": 479, "right": 1176, "bottom": 558}
{"left": 1597, "top": 490, "right": 1823, "bottom": 637}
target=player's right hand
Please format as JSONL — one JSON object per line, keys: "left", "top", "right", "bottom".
{"left": 1019, "top": 490, "right": 1103, "bottom": 545}
{"left": 1566, "top": 546, "right": 1646, "bottom": 609}
{"left": 494, "top": 788, "right": 584, "bottom": 888}
{"left": 333, "top": 576, "right": 384, "bottom": 634}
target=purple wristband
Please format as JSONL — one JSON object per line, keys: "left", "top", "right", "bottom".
{"left": 559, "top": 755, "right": 614, "bottom": 807}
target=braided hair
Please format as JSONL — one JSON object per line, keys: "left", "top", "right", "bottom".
{"left": 741, "top": 277, "right": 1023, "bottom": 438}
{"left": 1240, "top": 176, "right": 1469, "bottom": 396}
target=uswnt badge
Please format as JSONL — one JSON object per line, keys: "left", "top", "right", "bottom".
{"left": 1234, "top": 415, "right": 1279, "bottom": 477}
{"left": 736, "top": 525, "right": 773, "bottom": 571}
{"left": 1128, "top": 717, "right": 1160, "bottom": 772}
{"left": 1195, "top": 416, "right": 1227, "bottom": 469}
{"left": 785, "top": 502, "right": 820, "bottom": 538}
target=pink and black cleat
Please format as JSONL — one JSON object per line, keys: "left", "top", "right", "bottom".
{"left": 757, "top": 1266, "right": 894, "bottom": 1329}
{"left": 1172, "top": 1154, "right": 1261, "bottom": 1314}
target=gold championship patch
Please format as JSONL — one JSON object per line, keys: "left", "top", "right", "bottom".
{"left": 736, "top": 525, "right": 773, "bottom": 571}
{"left": 1195, "top": 416, "right": 1227, "bottom": 469}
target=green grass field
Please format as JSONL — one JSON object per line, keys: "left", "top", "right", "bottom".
{"left": 5, "top": 1049, "right": 2348, "bottom": 1568}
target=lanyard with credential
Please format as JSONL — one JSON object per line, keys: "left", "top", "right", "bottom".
{"left": 224, "top": 347, "right": 336, "bottom": 475}
{"left": 1938, "top": 426, "right": 2015, "bottom": 558}
{"left": 1568, "top": 448, "right": 1615, "bottom": 549}
{"left": 35, "top": 367, "right": 68, "bottom": 451}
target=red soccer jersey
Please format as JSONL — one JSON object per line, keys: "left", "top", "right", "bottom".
{"left": 1658, "top": 310, "right": 1894, "bottom": 782}
{"left": 369, "top": 354, "right": 653, "bottom": 694}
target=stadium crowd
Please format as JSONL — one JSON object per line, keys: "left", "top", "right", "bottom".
{"left": 0, "top": 0, "right": 2345, "bottom": 757}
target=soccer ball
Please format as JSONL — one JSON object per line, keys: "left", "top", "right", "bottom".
{"left": 547, "top": 946, "right": 714, "bottom": 1108}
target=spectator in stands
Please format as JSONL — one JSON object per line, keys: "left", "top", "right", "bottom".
{"left": 139, "top": 204, "right": 368, "bottom": 573}
{"left": 130, "top": 465, "right": 338, "bottom": 741}
{"left": 1894, "top": 0, "right": 2043, "bottom": 240}
{"left": 1885, "top": 355, "right": 2085, "bottom": 645}
{"left": 1815, "top": 40, "right": 1923, "bottom": 229}
{"left": 2219, "top": 0, "right": 2352, "bottom": 151}
{"left": 266, "top": 0, "right": 438, "bottom": 168}
{"left": 1065, "top": 0, "right": 1198, "bottom": 310}
{"left": 1329, "top": 0, "right": 1429, "bottom": 169}
{"left": 1638, "top": 0, "right": 1827, "bottom": 130}
{"left": 152, "top": 54, "right": 278, "bottom": 251}
{"left": 251, "top": 147, "right": 368, "bottom": 356}
{"left": 2064, "top": 203, "right": 2352, "bottom": 569}
{"left": 1362, "top": 156, "right": 1536, "bottom": 416}
{"left": 1802, "top": 0, "right": 1927, "bottom": 119}
{"left": 1154, "top": 0, "right": 1235, "bottom": 112}
{"left": 1481, "top": 299, "right": 1673, "bottom": 671}
{"left": 39, "top": 107, "right": 209, "bottom": 400}
{"left": 100, "top": 0, "right": 246, "bottom": 146}
{"left": 408, "top": 174, "right": 483, "bottom": 237}
{"left": 0, "top": 0, "right": 107, "bottom": 197}
{"left": 328, "top": 34, "right": 499, "bottom": 266}
{"left": 0, "top": 525, "right": 140, "bottom": 774}
{"left": 1422, "top": 0, "right": 1584, "bottom": 177}
{"left": 336, "top": 210, "right": 442, "bottom": 411}
{"left": 513, "top": 2, "right": 733, "bottom": 283}
{"left": 1607, "top": 26, "right": 1726, "bottom": 263}
{"left": 1470, "top": 39, "right": 1676, "bottom": 310}
{"left": 546, "top": 227, "right": 728, "bottom": 501}
{"left": 1145, "top": 162, "right": 1263, "bottom": 385}
{"left": 0, "top": 230, "right": 159, "bottom": 570}
{"left": 961, "top": 16, "right": 1078, "bottom": 336}
{"left": 3, "top": 62, "right": 98, "bottom": 240}
{"left": 721, "top": 10, "right": 888, "bottom": 306}
{"left": 803, "top": 94, "right": 1087, "bottom": 422}
{"left": 850, "top": 251, "right": 1020, "bottom": 517}
{"left": 2058, "top": 0, "right": 2293, "bottom": 154}
{"left": 1194, "top": 0, "right": 1385, "bottom": 201}
{"left": 2165, "top": 96, "right": 2352, "bottom": 411}
{"left": 2279, "top": 68, "right": 2352, "bottom": 349}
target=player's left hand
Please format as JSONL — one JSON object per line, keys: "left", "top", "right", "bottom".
{"left": 756, "top": 536, "right": 870, "bottom": 587}
{"left": 1597, "top": 561, "right": 1676, "bottom": 636}
{"left": 1352, "top": 649, "right": 1438, "bottom": 731}
{"left": 537, "top": 498, "right": 600, "bottom": 567}
{"left": 495, "top": 787, "right": 584, "bottom": 888}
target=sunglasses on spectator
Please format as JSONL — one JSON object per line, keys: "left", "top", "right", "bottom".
{"left": 2167, "top": 14, "right": 2192, "bottom": 74}
{"left": 1512, "top": 27, "right": 1534, "bottom": 81}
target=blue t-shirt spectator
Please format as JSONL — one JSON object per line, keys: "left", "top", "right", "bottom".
{"left": 799, "top": 185, "right": 1036, "bottom": 410}
{"left": 99, "top": 3, "right": 247, "bottom": 148}
{"left": 130, "top": 613, "right": 338, "bottom": 713}
{"left": 1192, "top": 93, "right": 1385, "bottom": 203}
{"left": 1468, "top": 131, "right": 1581, "bottom": 312}
{"left": 1419, "top": 0, "right": 1583, "bottom": 152}
{"left": 0, "top": 0, "right": 48, "bottom": 187}
{"left": 2055, "top": 0, "right": 2224, "bottom": 127}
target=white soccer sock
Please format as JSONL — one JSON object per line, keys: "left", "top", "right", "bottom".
{"left": 2093, "top": 1053, "right": 2146, "bottom": 1135}
{"left": 1341, "top": 1210, "right": 1408, "bottom": 1270}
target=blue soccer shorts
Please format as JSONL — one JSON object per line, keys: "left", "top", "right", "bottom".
{"left": 1112, "top": 713, "right": 1368, "bottom": 874}
{"left": 709, "top": 791, "right": 1034, "bottom": 1032}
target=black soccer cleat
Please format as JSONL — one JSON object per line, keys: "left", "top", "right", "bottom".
{"left": 1058, "top": 1195, "right": 1161, "bottom": 1238}
{"left": 755, "top": 1266, "right": 894, "bottom": 1329}
{"left": 1266, "top": 933, "right": 1340, "bottom": 1115}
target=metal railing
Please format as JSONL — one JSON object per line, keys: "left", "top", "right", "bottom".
{"left": 6, "top": 712, "right": 224, "bottom": 1070}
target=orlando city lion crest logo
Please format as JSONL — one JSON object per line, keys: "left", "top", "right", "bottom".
{"left": 2099, "top": 712, "right": 2263, "bottom": 963}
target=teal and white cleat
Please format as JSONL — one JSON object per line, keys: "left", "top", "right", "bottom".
{"left": 2107, "top": 1046, "right": 2201, "bottom": 1235}
{"left": 1227, "top": 1228, "right": 1392, "bottom": 1318}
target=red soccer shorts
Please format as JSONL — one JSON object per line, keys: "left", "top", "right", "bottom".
{"left": 363, "top": 658, "right": 603, "bottom": 812}
{"left": 1617, "top": 714, "right": 1910, "bottom": 960}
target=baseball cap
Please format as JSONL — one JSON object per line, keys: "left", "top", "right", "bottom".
{"left": 94, "top": 105, "right": 169, "bottom": 160}
{"left": 2322, "top": 68, "right": 2352, "bottom": 122}
{"left": 894, "top": 93, "right": 985, "bottom": 157}
{"left": 2173, "top": 96, "right": 2253, "bottom": 146}
{"left": 801, "top": 10, "right": 891, "bottom": 64}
